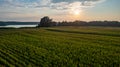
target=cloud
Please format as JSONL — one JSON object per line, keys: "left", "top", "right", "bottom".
{"left": 0, "top": 0, "right": 106, "bottom": 9}
{"left": 52, "top": 0, "right": 103, "bottom": 3}
{"left": 50, "top": 0, "right": 106, "bottom": 10}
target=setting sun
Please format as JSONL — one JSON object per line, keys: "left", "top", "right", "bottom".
{"left": 69, "top": 2, "right": 82, "bottom": 16}
{"left": 73, "top": 9, "right": 81, "bottom": 15}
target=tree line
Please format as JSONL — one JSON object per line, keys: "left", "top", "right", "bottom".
{"left": 38, "top": 16, "right": 120, "bottom": 27}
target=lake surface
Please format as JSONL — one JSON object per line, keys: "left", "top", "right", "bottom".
{"left": 0, "top": 25, "right": 37, "bottom": 28}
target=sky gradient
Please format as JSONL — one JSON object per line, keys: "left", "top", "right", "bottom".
{"left": 0, "top": 0, "right": 120, "bottom": 22}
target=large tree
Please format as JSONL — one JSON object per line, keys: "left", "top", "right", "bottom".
{"left": 38, "top": 16, "right": 52, "bottom": 27}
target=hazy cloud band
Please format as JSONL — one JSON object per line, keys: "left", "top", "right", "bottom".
{"left": 0, "top": 0, "right": 106, "bottom": 9}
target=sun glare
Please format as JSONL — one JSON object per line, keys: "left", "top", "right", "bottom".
{"left": 73, "top": 10, "right": 80, "bottom": 15}
{"left": 69, "top": 2, "right": 82, "bottom": 16}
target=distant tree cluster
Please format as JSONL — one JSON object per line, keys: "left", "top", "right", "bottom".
{"left": 58, "top": 21, "right": 120, "bottom": 27}
{"left": 37, "top": 16, "right": 120, "bottom": 27}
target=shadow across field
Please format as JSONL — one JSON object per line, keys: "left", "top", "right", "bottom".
{"left": 46, "top": 29, "right": 120, "bottom": 37}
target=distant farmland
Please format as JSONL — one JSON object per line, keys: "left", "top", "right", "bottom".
{"left": 0, "top": 26, "right": 120, "bottom": 67}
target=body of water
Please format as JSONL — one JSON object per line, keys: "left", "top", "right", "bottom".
{"left": 0, "top": 25, "right": 37, "bottom": 28}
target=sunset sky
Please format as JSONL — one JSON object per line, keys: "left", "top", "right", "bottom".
{"left": 0, "top": 0, "right": 120, "bottom": 22}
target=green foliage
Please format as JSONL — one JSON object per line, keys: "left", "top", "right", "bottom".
{"left": 0, "top": 26, "right": 120, "bottom": 67}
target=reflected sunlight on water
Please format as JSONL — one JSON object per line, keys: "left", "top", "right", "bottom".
{"left": 0, "top": 25, "right": 37, "bottom": 28}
